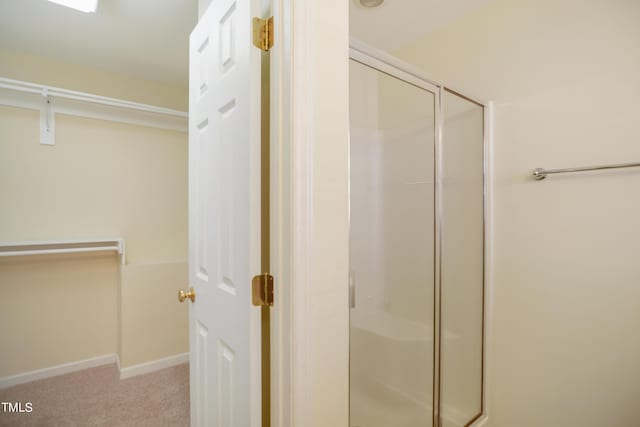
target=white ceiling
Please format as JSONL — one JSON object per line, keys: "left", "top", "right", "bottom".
{"left": 0, "top": 0, "right": 197, "bottom": 87}
{"left": 0, "top": 0, "right": 489, "bottom": 88}
{"left": 350, "top": 0, "right": 492, "bottom": 51}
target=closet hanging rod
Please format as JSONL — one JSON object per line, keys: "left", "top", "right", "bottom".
{"left": 533, "top": 162, "right": 640, "bottom": 180}
{"left": 0, "top": 238, "right": 126, "bottom": 264}
{"left": 0, "top": 246, "right": 120, "bottom": 257}
{"left": 0, "top": 77, "right": 187, "bottom": 118}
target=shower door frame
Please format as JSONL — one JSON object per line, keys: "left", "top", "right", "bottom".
{"left": 348, "top": 38, "right": 489, "bottom": 427}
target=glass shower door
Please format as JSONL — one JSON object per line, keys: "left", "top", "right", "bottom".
{"left": 349, "top": 58, "right": 437, "bottom": 427}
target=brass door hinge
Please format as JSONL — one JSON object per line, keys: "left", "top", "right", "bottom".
{"left": 252, "top": 16, "right": 274, "bottom": 51}
{"left": 252, "top": 273, "right": 274, "bottom": 306}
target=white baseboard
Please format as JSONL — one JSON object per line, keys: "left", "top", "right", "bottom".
{"left": 0, "top": 354, "right": 117, "bottom": 390}
{"left": 0, "top": 352, "right": 190, "bottom": 389}
{"left": 119, "top": 352, "right": 189, "bottom": 380}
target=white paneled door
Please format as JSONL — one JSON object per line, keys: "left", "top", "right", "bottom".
{"left": 188, "top": 0, "right": 262, "bottom": 425}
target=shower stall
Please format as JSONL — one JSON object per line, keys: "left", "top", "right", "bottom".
{"left": 349, "top": 42, "right": 486, "bottom": 427}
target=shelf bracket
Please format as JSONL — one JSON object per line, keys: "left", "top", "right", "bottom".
{"left": 40, "top": 87, "right": 55, "bottom": 146}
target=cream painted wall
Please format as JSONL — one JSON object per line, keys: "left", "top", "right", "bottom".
{"left": 0, "top": 109, "right": 187, "bottom": 264}
{"left": 0, "top": 48, "right": 187, "bottom": 111}
{"left": 0, "top": 255, "right": 118, "bottom": 377}
{"left": 120, "top": 262, "right": 189, "bottom": 367}
{"left": 0, "top": 98, "right": 188, "bottom": 375}
{"left": 395, "top": 1, "right": 640, "bottom": 426}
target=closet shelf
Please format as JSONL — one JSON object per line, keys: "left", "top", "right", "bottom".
{"left": 0, "top": 238, "right": 125, "bottom": 264}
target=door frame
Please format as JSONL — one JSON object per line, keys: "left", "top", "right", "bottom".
{"left": 269, "top": 0, "right": 350, "bottom": 426}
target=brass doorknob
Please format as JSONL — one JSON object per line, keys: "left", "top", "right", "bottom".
{"left": 178, "top": 287, "right": 196, "bottom": 303}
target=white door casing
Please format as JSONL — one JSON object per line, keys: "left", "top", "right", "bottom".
{"left": 188, "top": 0, "right": 262, "bottom": 425}
{"left": 287, "top": 0, "right": 351, "bottom": 424}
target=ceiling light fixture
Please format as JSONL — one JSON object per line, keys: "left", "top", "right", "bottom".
{"left": 47, "top": 0, "right": 98, "bottom": 13}
{"left": 359, "top": 0, "right": 384, "bottom": 7}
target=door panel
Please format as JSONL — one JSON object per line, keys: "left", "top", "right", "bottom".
{"left": 189, "top": 0, "right": 261, "bottom": 425}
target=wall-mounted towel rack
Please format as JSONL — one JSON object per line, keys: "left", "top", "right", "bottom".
{"left": 0, "top": 238, "right": 125, "bottom": 264}
{"left": 533, "top": 162, "right": 640, "bottom": 180}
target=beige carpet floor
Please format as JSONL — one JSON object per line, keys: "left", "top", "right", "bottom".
{"left": 0, "top": 363, "right": 189, "bottom": 427}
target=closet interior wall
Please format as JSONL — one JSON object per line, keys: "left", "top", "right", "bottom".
{"left": 0, "top": 49, "right": 189, "bottom": 379}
